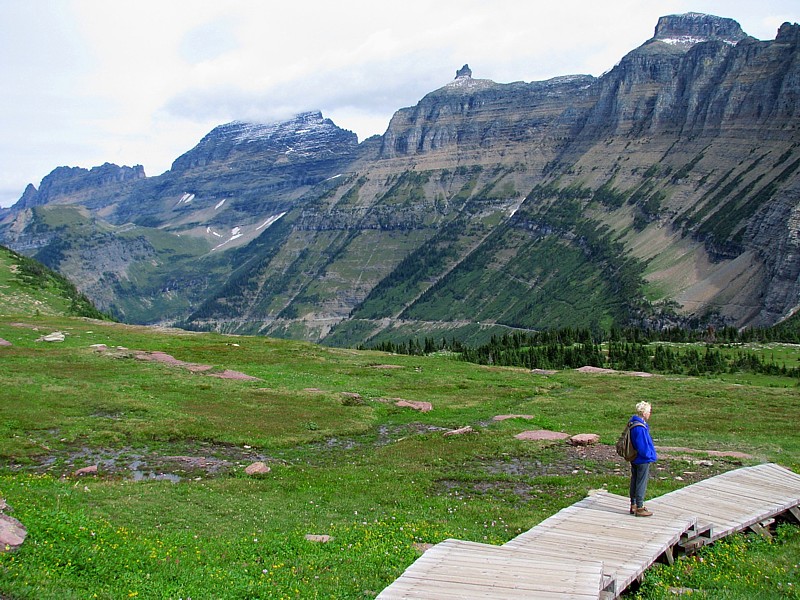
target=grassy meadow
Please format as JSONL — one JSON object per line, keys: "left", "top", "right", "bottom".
{"left": 0, "top": 315, "right": 799, "bottom": 598}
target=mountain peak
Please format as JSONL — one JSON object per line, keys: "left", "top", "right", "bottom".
{"left": 443, "top": 64, "right": 496, "bottom": 92}
{"left": 455, "top": 64, "right": 472, "bottom": 79}
{"left": 170, "top": 111, "right": 358, "bottom": 172}
{"left": 652, "top": 13, "right": 747, "bottom": 48}
{"left": 776, "top": 21, "right": 800, "bottom": 44}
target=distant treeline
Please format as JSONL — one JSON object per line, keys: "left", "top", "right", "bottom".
{"left": 364, "top": 325, "right": 800, "bottom": 378}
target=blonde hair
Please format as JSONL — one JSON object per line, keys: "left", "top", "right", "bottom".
{"left": 635, "top": 401, "right": 652, "bottom": 416}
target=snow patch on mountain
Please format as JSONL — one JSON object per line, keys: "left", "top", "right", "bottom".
{"left": 660, "top": 35, "right": 737, "bottom": 46}
{"left": 207, "top": 214, "right": 286, "bottom": 251}
{"left": 256, "top": 212, "right": 286, "bottom": 231}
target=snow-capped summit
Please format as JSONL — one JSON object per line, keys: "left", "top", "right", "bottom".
{"left": 652, "top": 13, "right": 748, "bottom": 49}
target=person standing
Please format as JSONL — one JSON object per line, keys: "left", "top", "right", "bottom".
{"left": 629, "top": 401, "right": 657, "bottom": 517}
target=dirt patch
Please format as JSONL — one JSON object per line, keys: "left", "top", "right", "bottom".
{"left": 395, "top": 399, "right": 433, "bottom": 412}
{"left": 515, "top": 430, "right": 570, "bottom": 441}
{"left": 656, "top": 446, "right": 754, "bottom": 460}
{"left": 207, "top": 369, "right": 259, "bottom": 381}
{"left": 477, "top": 442, "right": 746, "bottom": 483}
{"left": 10, "top": 442, "right": 285, "bottom": 482}
{"left": 95, "top": 346, "right": 259, "bottom": 381}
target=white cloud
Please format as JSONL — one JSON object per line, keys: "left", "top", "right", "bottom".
{"left": 0, "top": 0, "right": 797, "bottom": 207}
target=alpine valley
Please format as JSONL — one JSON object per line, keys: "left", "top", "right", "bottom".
{"left": 2, "top": 13, "right": 800, "bottom": 347}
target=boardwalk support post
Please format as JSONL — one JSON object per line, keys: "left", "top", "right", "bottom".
{"left": 748, "top": 521, "right": 773, "bottom": 539}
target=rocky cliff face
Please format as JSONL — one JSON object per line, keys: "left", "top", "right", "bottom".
{"left": 652, "top": 12, "right": 748, "bottom": 48}
{"left": 15, "top": 163, "right": 145, "bottom": 210}
{"left": 1, "top": 13, "right": 799, "bottom": 342}
{"left": 379, "top": 66, "right": 595, "bottom": 163}
{"left": 577, "top": 21, "right": 798, "bottom": 139}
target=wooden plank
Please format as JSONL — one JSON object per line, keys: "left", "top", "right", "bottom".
{"left": 685, "top": 477, "right": 800, "bottom": 505}
{"left": 380, "top": 584, "right": 600, "bottom": 600}
{"left": 754, "top": 463, "right": 800, "bottom": 482}
{"left": 657, "top": 486, "right": 772, "bottom": 509}
{"left": 506, "top": 532, "right": 680, "bottom": 556}
{"left": 712, "top": 477, "right": 800, "bottom": 498}
{"left": 523, "top": 517, "right": 695, "bottom": 540}
{"left": 396, "top": 571, "right": 602, "bottom": 595}
{"left": 376, "top": 538, "right": 604, "bottom": 600}
{"left": 510, "top": 514, "right": 693, "bottom": 537}
{"left": 507, "top": 529, "right": 687, "bottom": 561}
{"left": 649, "top": 495, "right": 764, "bottom": 522}
{"left": 655, "top": 494, "right": 785, "bottom": 524}
{"left": 721, "top": 465, "right": 800, "bottom": 492}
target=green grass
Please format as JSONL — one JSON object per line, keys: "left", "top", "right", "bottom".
{"left": 0, "top": 246, "right": 108, "bottom": 320}
{"left": 0, "top": 315, "right": 799, "bottom": 598}
{"left": 633, "top": 524, "right": 800, "bottom": 599}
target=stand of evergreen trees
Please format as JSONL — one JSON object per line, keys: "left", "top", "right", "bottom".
{"left": 364, "top": 325, "right": 800, "bottom": 378}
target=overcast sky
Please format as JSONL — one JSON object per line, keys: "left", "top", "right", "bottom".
{"left": 1, "top": 0, "right": 797, "bottom": 207}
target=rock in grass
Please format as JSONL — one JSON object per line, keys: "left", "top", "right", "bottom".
{"left": 36, "top": 332, "right": 65, "bottom": 342}
{"left": 515, "top": 430, "right": 570, "bottom": 441}
{"left": 74, "top": 465, "right": 98, "bottom": 476}
{"left": 568, "top": 433, "right": 600, "bottom": 446}
{"left": 245, "top": 462, "right": 271, "bottom": 476}
{"left": 493, "top": 414, "right": 534, "bottom": 421}
{"left": 443, "top": 426, "right": 475, "bottom": 436}
{"left": 0, "top": 338, "right": 11, "bottom": 347}
{"left": 340, "top": 392, "right": 365, "bottom": 406}
{"left": 305, "top": 534, "right": 332, "bottom": 543}
{"left": 395, "top": 399, "right": 433, "bottom": 412}
{"left": 0, "top": 514, "right": 27, "bottom": 552}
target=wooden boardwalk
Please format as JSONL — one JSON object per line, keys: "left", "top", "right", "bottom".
{"left": 376, "top": 463, "right": 800, "bottom": 599}
{"left": 646, "top": 462, "right": 800, "bottom": 543}
{"left": 376, "top": 539, "right": 606, "bottom": 599}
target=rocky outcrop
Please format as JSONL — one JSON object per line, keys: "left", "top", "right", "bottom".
{"left": 652, "top": 13, "right": 748, "bottom": 48}
{"left": 455, "top": 64, "right": 473, "bottom": 79}
{"left": 13, "top": 163, "right": 145, "bottom": 210}
{"left": 574, "top": 25, "right": 786, "bottom": 138}
{"left": 379, "top": 72, "right": 595, "bottom": 160}
{"left": 16, "top": 184, "right": 40, "bottom": 210}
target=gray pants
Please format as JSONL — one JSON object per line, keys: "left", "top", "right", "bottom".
{"left": 630, "top": 462, "right": 651, "bottom": 507}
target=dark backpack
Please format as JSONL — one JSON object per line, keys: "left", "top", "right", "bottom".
{"left": 615, "top": 421, "right": 645, "bottom": 461}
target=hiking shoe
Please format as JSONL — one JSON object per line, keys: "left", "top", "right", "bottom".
{"left": 635, "top": 506, "right": 653, "bottom": 517}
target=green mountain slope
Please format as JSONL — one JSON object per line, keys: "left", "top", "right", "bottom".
{"left": 0, "top": 244, "right": 108, "bottom": 319}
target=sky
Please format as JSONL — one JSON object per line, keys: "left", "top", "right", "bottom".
{"left": 1, "top": 1, "right": 797, "bottom": 208}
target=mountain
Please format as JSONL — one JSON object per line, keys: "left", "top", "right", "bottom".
{"left": 1, "top": 13, "right": 799, "bottom": 346}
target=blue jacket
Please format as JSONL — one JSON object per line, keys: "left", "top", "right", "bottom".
{"left": 629, "top": 415, "right": 657, "bottom": 464}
